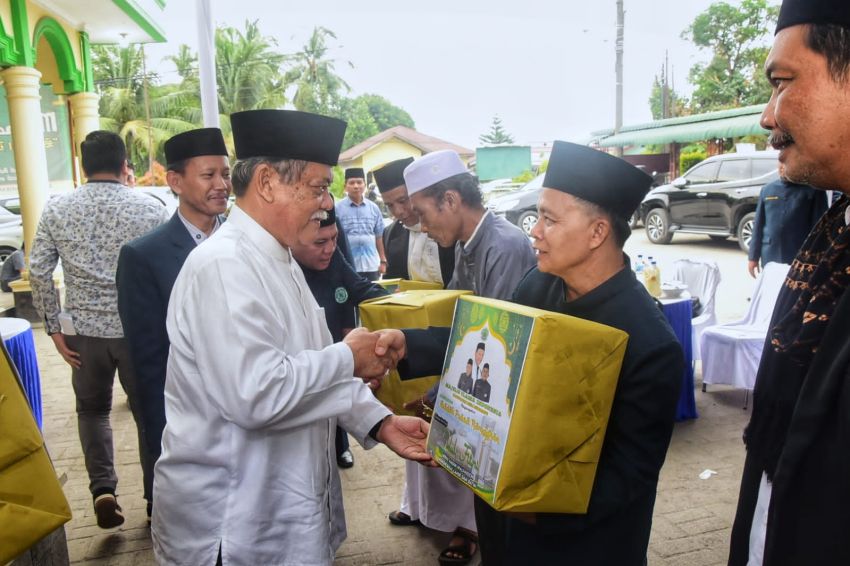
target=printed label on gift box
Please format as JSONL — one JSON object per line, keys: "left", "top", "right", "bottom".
{"left": 427, "top": 299, "right": 534, "bottom": 503}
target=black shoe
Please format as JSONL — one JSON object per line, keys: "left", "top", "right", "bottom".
{"left": 94, "top": 493, "right": 125, "bottom": 529}
{"left": 388, "top": 510, "right": 421, "bottom": 526}
{"left": 337, "top": 449, "right": 354, "bottom": 468}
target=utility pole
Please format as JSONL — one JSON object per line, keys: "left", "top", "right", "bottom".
{"left": 141, "top": 44, "right": 153, "bottom": 175}
{"left": 614, "top": 0, "right": 624, "bottom": 157}
{"left": 661, "top": 63, "right": 668, "bottom": 120}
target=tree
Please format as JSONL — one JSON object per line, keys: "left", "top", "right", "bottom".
{"left": 92, "top": 45, "right": 195, "bottom": 169}
{"left": 214, "top": 20, "right": 287, "bottom": 115}
{"left": 479, "top": 116, "right": 515, "bottom": 145}
{"left": 356, "top": 94, "right": 415, "bottom": 131}
{"left": 682, "top": 0, "right": 779, "bottom": 111}
{"left": 91, "top": 43, "right": 147, "bottom": 92}
{"left": 334, "top": 97, "right": 379, "bottom": 151}
{"left": 284, "top": 26, "right": 352, "bottom": 115}
{"left": 166, "top": 44, "right": 198, "bottom": 82}
{"left": 648, "top": 71, "right": 688, "bottom": 120}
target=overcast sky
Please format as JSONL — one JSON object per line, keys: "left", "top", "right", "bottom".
{"left": 143, "top": 0, "right": 775, "bottom": 149}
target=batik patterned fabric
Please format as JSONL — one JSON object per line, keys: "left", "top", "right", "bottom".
{"left": 771, "top": 195, "right": 850, "bottom": 363}
{"left": 747, "top": 196, "right": 850, "bottom": 480}
{"left": 30, "top": 182, "right": 169, "bottom": 336}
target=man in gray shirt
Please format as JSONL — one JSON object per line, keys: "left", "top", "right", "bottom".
{"left": 30, "top": 131, "right": 169, "bottom": 530}
{"left": 0, "top": 245, "right": 24, "bottom": 292}
{"left": 389, "top": 149, "right": 535, "bottom": 563}
{"left": 404, "top": 150, "right": 536, "bottom": 299}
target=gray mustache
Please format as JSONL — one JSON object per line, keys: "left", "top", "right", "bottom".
{"left": 768, "top": 131, "right": 794, "bottom": 147}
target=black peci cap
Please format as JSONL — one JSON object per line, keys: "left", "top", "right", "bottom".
{"left": 776, "top": 0, "right": 850, "bottom": 34}
{"left": 344, "top": 168, "right": 365, "bottom": 181}
{"left": 231, "top": 110, "right": 347, "bottom": 165}
{"left": 164, "top": 128, "right": 228, "bottom": 167}
{"left": 374, "top": 157, "right": 415, "bottom": 193}
{"left": 542, "top": 141, "right": 653, "bottom": 221}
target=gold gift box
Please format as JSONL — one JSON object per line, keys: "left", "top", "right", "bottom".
{"left": 0, "top": 346, "right": 71, "bottom": 562}
{"left": 427, "top": 295, "right": 628, "bottom": 513}
{"left": 377, "top": 278, "right": 443, "bottom": 294}
{"left": 360, "top": 289, "right": 471, "bottom": 416}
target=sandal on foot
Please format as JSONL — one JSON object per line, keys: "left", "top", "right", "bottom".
{"left": 387, "top": 510, "right": 421, "bottom": 526}
{"left": 438, "top": 529, "right": 478, "bottom": 565}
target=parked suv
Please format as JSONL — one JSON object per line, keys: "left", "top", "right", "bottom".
{"left": 487, "top": 174, "right": 544, "bottom": 235}
{"left": 638, "top": 151, "right": 780, "bottom": 252}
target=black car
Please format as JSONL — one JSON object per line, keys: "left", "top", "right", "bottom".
{"left": 487, "top": 174, "right": 544, "bottom": 235}
{"left": 638, "top": 151, "right": 780, "bottom": 252}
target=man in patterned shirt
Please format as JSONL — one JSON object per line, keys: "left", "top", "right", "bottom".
{"left": 30, "top": 131, "right": 169, "bottom": 529}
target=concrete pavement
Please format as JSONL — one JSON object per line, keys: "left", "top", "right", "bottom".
{"left": 31, "top": 230, "right": 756, "bottom": 565}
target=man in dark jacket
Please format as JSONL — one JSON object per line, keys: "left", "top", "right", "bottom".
{"left": 374, "top": 157, "right": 455, "bottom": 286}
{"left": 729, "top": 2, "right": 850, "bottom": 565}
{"left": 398, "top": 141, "right": 684, "bottom": 565}
{"left": 457, "top": 359, "right": 474, "bottom": 394}
{"left": 116, "top": 128, "right": 230, "bottom": 517}
{"left": 471, "top": 363, "right": 491, "bottom": 403}
{"left": 291, "top": 204, "right": 388, "bottom": 468}
{"left": 747, "top": 176, "right": 827, "bottom": 277}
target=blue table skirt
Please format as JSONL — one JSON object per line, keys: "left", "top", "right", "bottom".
{"left": 5, "top": 327, "right": 42, "bottom": 429}
{"left": 662, "top": 299, "right": 698, "bottom": 421}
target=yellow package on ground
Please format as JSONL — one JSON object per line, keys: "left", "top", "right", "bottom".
{"left": 0, "top": 345, "right": 72, "bottom": 563}
{"left": 360, "top": 290, "right": 471, "bottom": 416}
{"left": 427, "top": 295, "right": 628, "bottom": 513}
{"left": 377, "top": 278, "right": 443, "bottom": 294}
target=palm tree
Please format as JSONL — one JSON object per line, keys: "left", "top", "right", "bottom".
{"left": 91, "top": 44, "right": 146, "bottom": 92}
{"left": 284, "top": 26, "right": 352, "bottom": 115}
{"left": 92, "top": 21, "right": 289, "bottom": 167}
{"left": 166, "top": 44, "right": 198, "bottom": 82}
{"left": 215, "top": 20, "right": 287, "bottom": 115}
{"left": 92, "top": 45, "right": 195, "bottom": 171}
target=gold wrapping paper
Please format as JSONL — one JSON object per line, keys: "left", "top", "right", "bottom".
{"left": 376, "top": 278, "right": 443, "bottom": 294}
{"left": 0, "top": 345, "right": 71, "bottom": 562}
{"left": 360, "top": 290, "right": 471, "bottom": 416}
{"left": 427, "top": 295, "right": 628, "bottom": 513}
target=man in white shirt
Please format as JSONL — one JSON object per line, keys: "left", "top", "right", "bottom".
{"left": 152, "top": 109, "right": 433, "bottom": 566}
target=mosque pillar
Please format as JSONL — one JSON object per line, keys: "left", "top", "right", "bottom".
{"left": 68, "top": 91, "right": 100, "bottom": 162}
{"left": 1, "top": 66, "right": 49, "bottom": 261}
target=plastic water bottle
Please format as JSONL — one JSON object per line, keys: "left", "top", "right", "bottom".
{"left": 645, "top": 260, "right": 662, "bottom": 297}
{"left": 634, "top": 254, "right": 645, "bottom": 275}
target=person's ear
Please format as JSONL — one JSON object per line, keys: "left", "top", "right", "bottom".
{"left": 255, "top": 163, "right": 277, "bottom": 204}
{"left": 588, "top": 216, "right": 611, "bottom": 250}
{"left": 166, "top": 170, "right": 182, "bottom": 195}
{"left": 444, "top": 190, "right": 461, "bottom": 211}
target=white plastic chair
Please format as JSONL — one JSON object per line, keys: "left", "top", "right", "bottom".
{"left": 699, "top": 262, "right": 791, "bottom": 404}
{"left": 674, "top": 258, "right": 722, "bottom": 362}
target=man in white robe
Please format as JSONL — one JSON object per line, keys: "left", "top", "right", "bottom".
{"left": 152, "top": 109, "right": 432, "bottom": 566}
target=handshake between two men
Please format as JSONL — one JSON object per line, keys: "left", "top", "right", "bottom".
{"left": 342, "top": 327, "right": 437, "bottom": 467}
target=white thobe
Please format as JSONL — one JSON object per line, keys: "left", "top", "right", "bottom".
{"left": 406, "top": 223, "right": 443, "bottom": 285}
{"left": 152, "top": 205, "right": 391, "bottom": 566}
{"left": 748, "top": 473, "right": 772, "bottom": 566}
{"left": 400, "top": 461, "right": 477, "bottom": 532}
